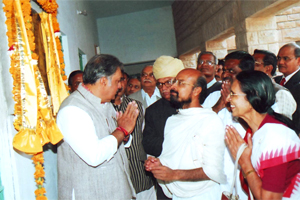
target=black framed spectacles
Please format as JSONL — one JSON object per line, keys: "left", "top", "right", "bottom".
{"left": 156, "top": 79, "right": 173, "bottom": 89}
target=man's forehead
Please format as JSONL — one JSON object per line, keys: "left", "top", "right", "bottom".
{"left": 200, "top": 54, "right": 214, "bottom": 60}
{"left": 157, "top": 77, "right": 174, "bottom": 82}
{"left": 142, "top": 66, "right": 153, "bottom": 73}
{"left": 176, "top": 70, "right": 197, "bottom": 81}
{"left": 278, "top": 46, "right": 294, "bottom": 55}
{"left": 129, "top": 79, "right": 140, "bottom": 84}
{"left": 73, "top": 73, "right": 83, "bottom": 80}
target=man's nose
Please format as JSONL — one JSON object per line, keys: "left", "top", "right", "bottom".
{"left": 278, "top": 58, "right": 284, "bottom": 65}
{"left": 226, "top": 94, "right": 231, "bottom": 103}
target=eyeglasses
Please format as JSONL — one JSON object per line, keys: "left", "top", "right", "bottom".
{"left": 156, "top": 79, "right": 173, "bottom": 89}
{"left": 171, "top": 79, "right": 195, "bottom": 87}
{"left": 141, "top": 73, "right": 154, "bottom": 78}
{"left": 230, "top": 91, "right": 246, "bottom": 97}
{"left": 198, "top": 60, "right": 215, "bottom": 66}
{"left": 277, "top": 56, "right": 296, "bottom": 62}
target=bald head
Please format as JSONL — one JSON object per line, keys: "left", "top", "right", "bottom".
{"left": 170, "top": 69, "right": 207, "bottom": 108}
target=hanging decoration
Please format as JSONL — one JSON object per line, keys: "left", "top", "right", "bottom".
{"left": 40, "top": 12, "right": 69, "bottom": 115}
{"left": 2, "top": 0, "right": 67, "bottom": 199}
{"left": 32, "top": 152, "right": 47, "bottom": 200}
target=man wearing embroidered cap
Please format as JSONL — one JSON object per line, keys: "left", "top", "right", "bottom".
{"left": 143, "top": 55, "right": 184, "bottom": 200}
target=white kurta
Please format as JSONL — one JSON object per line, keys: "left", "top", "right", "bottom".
{"left": 218, "top": 108, "right": 248, "bottom": 199}
{"left": 158, "top": 107, "right": 226, "bottom": 199}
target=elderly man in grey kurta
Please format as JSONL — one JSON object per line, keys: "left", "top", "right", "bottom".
{"left": 57, "top": 54, "right": 139, "bottom": 200}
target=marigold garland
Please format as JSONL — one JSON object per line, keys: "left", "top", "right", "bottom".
{"left": 37, "top": 0, "right": 67, "bottom": 81}
{"left": 32, "top": 153, "right": 47, "bottom": 200}
{"left": 3, "top": 0, "right": 66, "bottom": 199}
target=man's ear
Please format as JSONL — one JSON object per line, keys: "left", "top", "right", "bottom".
{"left": 193, "top": 86, "right": 202, "bottom": 97}
{"left": 99, "top": 77, "right": 108, "bottom": 86}
{"left": 296, "top": 57, "right": 300, "bottom": 65}
{"left": 265, "top": 64, "right": 273, "bottom": 76}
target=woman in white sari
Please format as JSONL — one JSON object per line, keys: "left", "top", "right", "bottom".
{"left": 225, "top": 71, "right": 300, "bottom": 200}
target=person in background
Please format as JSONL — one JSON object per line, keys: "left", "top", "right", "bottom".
{"left": 68, "top": 70, "right": 83, "bottom": 93}
{"left": 112, "top": 71, "right": 155, "bottom": 200}
{"left": 216, "top": 59, "right": 224, "bottom": 82}
{"left": 197, "top": 51, "right": 222, "bottom": 105}
{"left": 143, "top": 55, "right": 184, "bottom": 200}
{"left": 126, "top": 76, "right": 142, "bottom": 96}
{"left": 253, "top": 49, "right": 296, "bottom": 120}
{"left": 225, "top": 71, "right": 300, "bottom": 200}
{"left": 275, "top": 43, "right": 300, "bottom": 134}
{"left": 218, "top": 51, "right": 255, "bottom": 199}
{"left": 129, "top": 65, "right": 161, "bottom": 109}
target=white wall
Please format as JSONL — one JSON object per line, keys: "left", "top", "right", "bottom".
{"left": 0, "top": 1, "right": 99, "bottom": 199}
{"left": 57, "top": 0, "right": 99, "bottom": 75}
{"left": 97, "top": 6, "right": 177, "bottom": 66}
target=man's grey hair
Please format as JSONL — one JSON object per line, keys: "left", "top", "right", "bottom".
{"left": 197, "top": 51, "right": 217, "bottom": 65}
{"left": 280, "top": 43, "right": 300, "bottom": 58}
{"left": 83, "top": 54, "right": 123, "bottom": 84}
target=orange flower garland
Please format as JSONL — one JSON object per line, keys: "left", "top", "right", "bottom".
{"left": 32, "top": 153, "right": 47, "bottom": 200}
{"left": 3, "top": 0, "right": 65, "bottom": 199}
{"left": 37, "top": 0, "right": 58, "bottom": 14}
{"left": 37, "top": 0, "right": 67, "bottom": 81}
{"left": 3, "top": 0, "right": 22, "bottom": 131}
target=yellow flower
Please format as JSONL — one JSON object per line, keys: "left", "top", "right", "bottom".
{"left": 34, "top": 187, "right": 46, "bottom": 196}
{"left": 36, "top": 196, "right": 48, "bottom": 200}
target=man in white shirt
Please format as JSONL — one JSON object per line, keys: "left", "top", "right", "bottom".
{"left": 197, "top": 51, "right": 222, "bottom": 106}
{"left": 57, "top": 54, "right": 139, "bottom": 200}
{"left": 129, "top": 65, "right": 161, "bottom": 109}
{"left": 145, "top": 69, "right": 226, "bottom": 199}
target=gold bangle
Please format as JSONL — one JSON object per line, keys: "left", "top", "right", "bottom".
{"left": 243, "top": 169, "right": 255, "bottom": 178}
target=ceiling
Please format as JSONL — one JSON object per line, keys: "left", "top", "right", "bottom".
{"left": 84, "top": 0, "right": 175, "bottom": 19}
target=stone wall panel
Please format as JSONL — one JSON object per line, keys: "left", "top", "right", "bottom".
{"left": 246, "top": 17, "right": 277, "bottom": 31}
{"left": 248, "top": 44, "right": 269, "bottom": 54}
{"left": 268, "top": 43, "right": 280, "bottom": 55}
{"left": 276, "top": 15, "right": 288, "bottom": 22}
{"left": 287, "top": 13, "right": 300, "bottom": 20}
{"left": 173, "top": 0, "right": 299, "bottom": 56}
{"left": 281, "top": 27, "right": 300, "bottom": 41}
{"left": 246, "top": 32, "right": 258, "bottom": 45}
{"left": 292, "top": 6, "right": 300, "bottom": 13}
{"left": 257, "top": 30, "right": 278, "bottom": 44}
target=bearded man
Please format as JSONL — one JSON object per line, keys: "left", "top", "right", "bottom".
{"left": 145, "top": 69, "right": 226, "bottom": 199}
